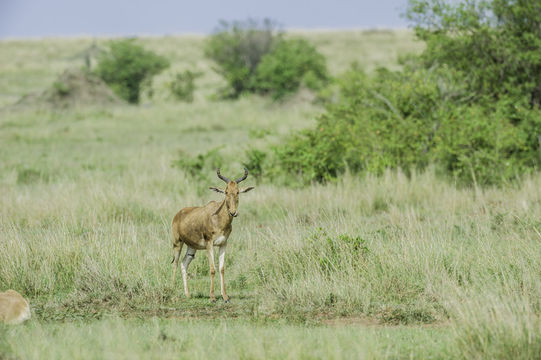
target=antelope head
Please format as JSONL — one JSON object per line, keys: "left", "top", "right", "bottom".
{"left": 209, "top": 168, "right": 254, "bottom": 217}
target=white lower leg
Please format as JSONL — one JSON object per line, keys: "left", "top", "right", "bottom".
{"left": 206, "top": 244, "right": 216, "bottom": 301}
{"left": 219, "top": 245, "right": 228, "bottom": 301}
{"left": 181, "top": 247, "right": 196, "bottom": 297}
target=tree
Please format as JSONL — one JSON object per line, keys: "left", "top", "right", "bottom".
{"left": 407, "top": 0, "right": 541, "bottom": 107}
{"left": 205, "top": 19, "right": 279, "bottom": 98}
{"left": 254, "top": 38, "right": 329, "bottom": 100}
{"left": 96, "top": 39, "right": 169, "bottom": 104}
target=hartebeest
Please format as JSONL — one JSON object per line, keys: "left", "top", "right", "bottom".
{"left": 171, "top": 168, "right": 254, "bottom": 302}
{"left": 0, "top": 289, "right": 31, "bottom": 325}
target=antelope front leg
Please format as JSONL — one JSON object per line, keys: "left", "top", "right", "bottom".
{"left": 206, "top": 242, "right": 217, "bottom": 302}
{"left": 219, "top": 245, "right": 230, "bottom": 303}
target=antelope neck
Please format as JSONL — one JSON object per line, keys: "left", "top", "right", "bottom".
{"left": 215, "top": 199, "right": 234, "bottom": 224}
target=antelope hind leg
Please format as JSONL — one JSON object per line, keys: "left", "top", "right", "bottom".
{"left": 181, "top": 246, "right": 196, "bottom": 298}
{"left": 172, "top": 242, "right": 183, "bottom": 285}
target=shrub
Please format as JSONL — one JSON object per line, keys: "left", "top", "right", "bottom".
{"left": 273, "top": 64, "right": 449, "bottom": 183}
{"left": 95, "top": 39, "right": 169, "bottom": 103}
{"left": 16, "top": 167, "right": 49, "bottom": 185}
{"left": 205, "top": 19, "right": 279, "bottom": 98}
{"left": 168, "top": 70, "right": 202, "bottom": 102}
{"left": 205, "top": 19, "right": 328, "bottom": 100}
{"left": 52, "top": 81, "right": 70, "bottom": 97}
{"left": 305, "top": 229, "right": 369, "bottom": 278}
{"left": 271, "top": 60, "right": 541, "bottom": 185}
{"left": 172, "top": 147, "right": 224, "bottom": 182}
{"left": 243, "top": 149, "right": 267, "bottom": 181}
{"left": 435, "top": 101, "right": 541, "bottom": 185}
{"left": 253, "top": 38, "right": 329, "bottom": 99}
{"left": 273, "top": 124, "right": 350, "bottom": 184}
{"left": 267, "top": 0, "right": 541, "bottom": 186}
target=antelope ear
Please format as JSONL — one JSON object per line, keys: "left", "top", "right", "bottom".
{"left": 209, "top": 187, "right": 224, "bottom": 193}
{"left": 240, "top": 186, "right": 255, "bottom": 193}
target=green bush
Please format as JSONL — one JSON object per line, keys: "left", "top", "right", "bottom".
{"left": 266, "top": 0, "right": 541, "bottom": 186}
{"left": 305, "top": 229, "right": 369, "bottom": 278}
{"left": 253, "top": 38, "right": 329, "bottom": 99}
{"left": 168, "top": 70, "right": 202, "bottom": 102}
{"left": 436, "top": 101, "right": 541, "bottom": 185}
{"left": 205, "top": 19, "right": 279, "bottom": 98}
{"left": 52, "top": 81, "right": 70, "bottom": 97}
{"left": 95, "top": 39, "right": 169, "bottom": 103}
{"left": 205, "top": 20, "right": 328, "bottom": 100}
{"left": 270, "top": 59, "right": 541, "bottom": 185}
{"left": 16, "top": 167, "right": 49, "bottom": 185}
{"left": 272, "top": 64, "right": 447, "bottom": 183}
{"left": 172, "top": 147, "right": 224, "bottom": 182}
{"left": 243, "top": 149, "right": 267, "bottom": 181}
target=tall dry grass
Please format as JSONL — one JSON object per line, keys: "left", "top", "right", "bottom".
{"left": 2, "top": 168, "right": 540, "bottom": 356}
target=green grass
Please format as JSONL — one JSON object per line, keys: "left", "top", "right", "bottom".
{"left": 0, "top": 318, "right": 451, "bottom": 359}
{"left": 1, "top": 30, "right": 540, "bottom": 359}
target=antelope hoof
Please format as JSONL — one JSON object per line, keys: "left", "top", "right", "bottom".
{"left": 225, "top": 299, "right": 230, "bottom": 304}
{"left": 210, "top": 297, "right": 217, "bottom": 303}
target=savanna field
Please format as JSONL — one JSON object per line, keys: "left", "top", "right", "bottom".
{"left": 1, "top": 29, "right": 541, "bottom": 359}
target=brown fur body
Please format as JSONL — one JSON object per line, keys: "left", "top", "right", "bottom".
{"left": 0, "top": 289, "right": 31, "bottom": 325}
{"left": 172, "top": 200, "right": 232, "bottom": 251}
{"left": 171, "top": 169, "right": 254, "bottom": 302}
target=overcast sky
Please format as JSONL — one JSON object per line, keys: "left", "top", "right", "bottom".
{"left": 0, "top": 0, "right": 410, "bottom": 38}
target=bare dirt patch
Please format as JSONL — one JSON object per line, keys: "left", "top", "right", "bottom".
{"left": 322, "top": 316, "right": 382, "bottom": 327}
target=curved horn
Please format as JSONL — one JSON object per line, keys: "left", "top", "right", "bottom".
{"left": 235, "top": 168, "right": 249, "bottom": 183}
{"left": 216, "top": 168, "right": 230, "bottom": 183}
